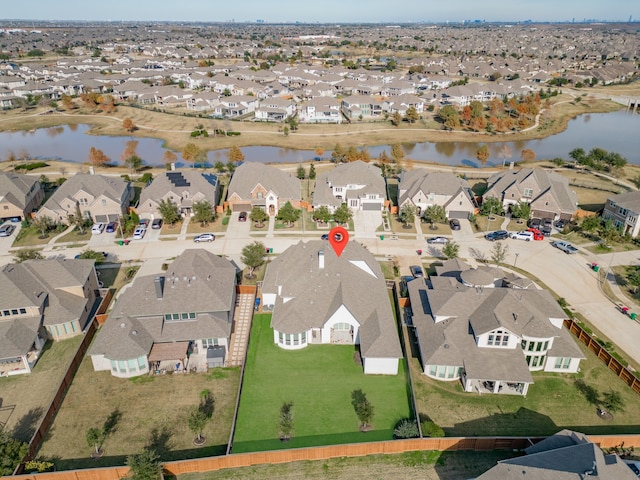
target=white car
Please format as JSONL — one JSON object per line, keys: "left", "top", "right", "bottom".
{"left": 510, "top": 231, "right": 533, "bottom": 241}
{"left": 91, "top": 223, "right": 105, "bottom": 234}
{"left": 132, "top": 227, "right": 146, "bottom": 240}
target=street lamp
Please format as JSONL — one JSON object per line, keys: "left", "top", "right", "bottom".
{"left": 514, "top": 253, "right": 520, "bottom": 268}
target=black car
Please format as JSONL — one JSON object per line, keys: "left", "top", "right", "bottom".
{"left": 528, "top": 217, "right": 542, "bottom": 229}
{"left": 554, "top": 219, "right": 568, "bottom": 230}
{"left": 151, "top": 218, "right": 163, "bottom": 229}
{"left": 449, "top": 219, "right": 461, "bottom": 230}
{"left": 410, "top": 265, "right": 424, "bottom": 278}
{"left": 541, "top": 225, "right": 552, "bottom": 236}
{"left": 399, "top": 275, "right": 413, "bottom": 297}
{"left": 485, "top": 230, "right": 509, "bottom": 241}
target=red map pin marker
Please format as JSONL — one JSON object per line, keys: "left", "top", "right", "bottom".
{"left": 328, "top": 226, "right": 349, "bottom": 257}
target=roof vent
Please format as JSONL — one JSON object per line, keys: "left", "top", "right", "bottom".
{"left": 131, "top": 330, "right": 138, "bottom": 335}
{"left": 444, "top": 343, "right": 449, "bottom": 349}
{"left": 120, "top": 322, "right": 126, "bottom": 328}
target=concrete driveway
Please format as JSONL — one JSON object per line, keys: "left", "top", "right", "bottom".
{"left": 353, "top": 210, "right": 382, "bottom": 238}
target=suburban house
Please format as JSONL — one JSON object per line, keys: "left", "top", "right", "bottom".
{"left": 137, "top": 170, "right": 220, "bottom": 219}
{"left": 254, "top": 98, "right": 296, "bottom": 122}
{"left": 226, "top": 162, "right": 301, "bottom": 216}
{"left": 88, "top": 249, "right": 237, "bottom": 378}
{"left": 261, "top": 240, "right": 402, "bottom": 375}
{"left": 398, "top": 170, "right": 476, "bottom": 219}
{"left": 406, "top": 259, "right": 584, "bottom": 395}
{"left": 0, "top": 171, "right": 45, "bottom": 220}
{"left": 297, "top": 98, "right": 343, "bottom": 124}
{"left": 0, "top": 258, "right": 99, "bottom": 376}
{"left": 483, "top": 168, "right": 578, "bottom": 221}
{"left": 478, "top": 429, "right": 638, "bottom": 479}
{"left": 340, "top": 95, "right": 385, "bottom": 121}
{"left": 602, "top": 190, "right": 640, "bottom": 238}
{"left": 312, "top": 160, "right": 386, "bottom": 213}
{"left": 36, "top": 173, "right": 134, "bottom": 224}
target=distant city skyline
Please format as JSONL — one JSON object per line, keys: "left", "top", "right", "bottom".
{"left": 2, "top": 0, "right": 639, "bottom": 23}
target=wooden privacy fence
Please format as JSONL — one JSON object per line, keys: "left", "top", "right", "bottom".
{"left": 564, "top": 319, "right": 640, "bottom": 396}
{"left": 13, "top": 435, "right": 640, "bottom": 480}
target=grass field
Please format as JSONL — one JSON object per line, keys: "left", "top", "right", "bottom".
{"left": 37, "top": 358, "right": 241, "bottom": 470}
{"left": 232, "top": 314, "right": 412, "bottom": 453}
{"left": 175, "top": 450, "right": 515, "bottom": 480}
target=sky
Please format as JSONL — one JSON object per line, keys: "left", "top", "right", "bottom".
{"left": 2, "top": 0, "right": 639, "bottom": 23}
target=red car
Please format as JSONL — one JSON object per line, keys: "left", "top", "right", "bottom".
{"left": 527, "top": 227, "right": 544, "bottom": 240}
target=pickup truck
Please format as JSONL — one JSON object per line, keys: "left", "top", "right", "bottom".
{"left": 551, "top": 240, "right": 578, "bottom": 254}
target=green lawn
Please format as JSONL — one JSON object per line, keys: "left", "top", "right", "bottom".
{"left": 233, "top": 314, "right": 412, "bottom": 453}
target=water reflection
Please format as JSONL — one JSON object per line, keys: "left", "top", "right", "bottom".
{"left": 0, "top": 109, "right": 638, "bottom": 168}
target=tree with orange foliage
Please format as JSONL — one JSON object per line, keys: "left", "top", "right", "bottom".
{"left": 88, "top": 147, "right": 110, "bottom": 167}
{"left": 521, "top": 149, "right": 536, "bottom": 163}
{"left": 122, "top": 118, "right": 136, "bottom": 132}
{"left": 314, "top": 147, "right": 324, "bottom": 160}
{"left": 163, "top": 150, "right": 177, "bottom": 166}
{"left": 61, "top": 95, "right": 74, "bottom": 110}
{"left": 461, "top": 106, "right": 472, "bottom": 124}
{"left": 100, "top": 95, "right": 116, "bottom": 113}
{"left": 228, "top": 145, "right": 245, "bottom": 163}
{"left": 121, "top": 140, "right": 139, "bottom": 163}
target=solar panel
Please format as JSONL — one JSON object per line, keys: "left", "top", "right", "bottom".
{"left": 167, "top": 172, "right": 191, "bottom": 187}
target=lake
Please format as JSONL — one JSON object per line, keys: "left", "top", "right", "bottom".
{"left": 1, "top": 109, "right": 639, "bottom": 168}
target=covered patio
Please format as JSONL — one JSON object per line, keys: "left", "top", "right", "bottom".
{"left": 462, "top": 349, "right": 533, "bottom": 396}
{"left": 148, "top": 342, "right": 190, "bottom": 375}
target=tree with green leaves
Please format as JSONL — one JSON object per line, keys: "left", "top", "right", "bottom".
{"left": 296, "top": 165, "right": 306, "bottom": 179}
{"left": 480, "top": 196, "right": 503, "bottom": 216}
{"left": 249, "top": 206, "right": 268, "bottom": 227}
{"left": 76, "top": 249, "right": 108, "bottom": 264}
{"left": 333, "top": 203, "right": 352, "bottom": 225}
{"left": 0, "top": 425, "right": 29, "bottom": 476}
{"left": 213, "top": 161, "right": 226, "bottom": 174}
{"left": 278, "top": 401, "right": 294, "bottom": 441}
{"left": 600, "top": 389, "right": 625, "bottom": 415}
{"left": 226, "top": 160, "right": 236, "bottom": 175}
{"left": 476, "top": 144, "right": 490, "bottom": 165}
{"left": 437, "top": 105, "right": 460, "bottom": 129}
{"left": 626, "top": 267, "right": 640, "bottom": 294}
{"left": 423, "top": 204, "right": 446, "bottom": 228}
{"left": 33, "top": 215, "right": 54, "bottom": 238}
{"left": 393, "top": 419, "right": 419, "bottom": 439}
{"left": 124, "top": 155, "right": 143, "bottom": 173}
{"left": 399, "top": 203, "right": 416, "bottom": 227}
{"left": 404, "top": 106, "right": 419, "bottom": 124}
{"left": 126, "top": 450, "right": 162, "bottom": 480}
{"left": 86, "top": 427, "right": 105, "bottom": 455}
{"left": 351, "top": 389, "right": 374, "bottom": 431}
{"left": 308, "top": 163, "right": 316, "bottom": 180}
{"left": 599, "top": 218, "right": 620, "bottom": 247}
{"left": 580, "top": 215, "right": 601, "bottom": 235}
{"left": 157, "top": 198, "right": 181, "bottom": 226}
{"left": 188, "top": 407, "right": 208, "bottom": 444}
{"left": 390, "top": 111, "right": 402, "bottom": 126}
{"left": 241, "top": 241, "right": 266, "bottom": 278}
{"left": 313, "top": 206, "right": 332, "bottom": 224}
{"left": 491, "top": 241, "right": 509, "bottom": 267}
{"left": 69, "top": 204, "right": 90, "bottom": 235}
{"left": 14, "top": 249, "right": 44, "bottom": 263}
{"left": 331, "top": 143, "right": 346, "bottom": 163}
{"left": 442, "top": 241, "right": 460, "bottom": 259}
{"left": 510, "top": 201, "right": 531, "bottom": 221}
{"left": 192, "top": 200, "right": 216, "bottom": 226}
{"left": 277, "top": 201, "right": 300, "bottom": 227}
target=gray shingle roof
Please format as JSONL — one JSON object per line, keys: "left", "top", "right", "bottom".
{"left": 227, "top": 162, "right": 301, "bottom": 201}
{"left": 262, "top": 240, "right": 401, "bottom": 360}
{"left": 0, "top": 172, "right": 39, "bottom": 210}
{"left": 89, "top": 249, "right": 237, "bottom": 361}
{"left": 398, "top": 170, "right": 473, "bottom": 206}
{"left": 606, "top": 190, "right": 640, "bottom": 213}
{"left": 138, "top": 170, "right": 219, "bottom": 209}
{"left": 40, "top": 173, "right": 131, "bottom": 212}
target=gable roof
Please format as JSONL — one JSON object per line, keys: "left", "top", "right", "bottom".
{"left": 0, "top": 172, "right": 39, "bottom": 209}
{"left": 606, "top": 190, "right": 640, "bottom": 214}
{"left": 227, "top": 162, "right": 301, "bottom": 200}
{"left": 40, "top": 173, "right": 130, "bottom": 211}
{"left": 262, "top": 240, "right": 401, "bottom": 360}
{"left": 398, "top": 170, "right": 473, "bottom": 205}
{"left": 139, "top": 170, "right": 219, "bottom": 206}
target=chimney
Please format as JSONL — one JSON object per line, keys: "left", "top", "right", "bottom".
{"left": 171, "top": 162, "right": 176, "bottom": 171}
{"left": 318, "top": 250, "right": 325, "bottom": 269}
{"left": 89, "top": 166, "right": 95, "bottom": 175}
{"left": 154, "top": 276, "right": 164, "bottom": 299}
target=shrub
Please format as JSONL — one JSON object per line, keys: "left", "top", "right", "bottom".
{"left": 394, "top": 419, "right": 419, "bottom": 439}
{"left": 421, "top": 420, "right": 445, "bottom": 437}
{"left": 222, "top": 217, "right": 229, "bottom": 225}
{"left": 15, "top": 162, "right": 49, "bottom": 171}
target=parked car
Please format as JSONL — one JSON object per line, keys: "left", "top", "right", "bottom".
{"left": 510, "top": 231, "right": 534, "bottom": 241}
{"left": 139, "top": 219, "right": 150, "bottom": 228}
{"left": 551, "top": 240, "right": 578, "bottom": 254}
{"left": 105, "top": 222, "right": 118, "bottom": 233}
{"left": 193, "top": 233, "right": 215, "bottom": 243}
{"left": 238, "top": 211, "right": 247, "bottom": 222}
{"left": 554, "top": 219, "right": 569, "bottom": 230}
{"left": 91, "top": 223, "right": 105, "bottom": 234}
{"left": 449, "top": 218, "right": 461, "bottom": 230}
{"left": 321, "top": 234, "right": 329, "bottom": 240}
{"left": 542, "top": 218, "right": 553, "bottom": 228}
{"left": 526, "top": 228, "right": 544, "bottom": 240}
{"left": 410, "top": 265, "right": 424, "bottom": 278}
{"left": 485, "top": 230, "right": 509, "bottom": 241}
{"left": 426, "top": 236, "right": 449, "bottom": 244}
{"left": 541, "top": 225, "right": 552, "bottom": 237}
{"left": 151, "top": 218, "right": 163, "bottom": 229}
{"left": 132, "top": 227, "right": 146, "bottom": 240}
{"left": 0, "top": 224, "right": 16, "bottom": 237}
{"left": 624, "top": 460, "right": 640, "bottom": 476}
{"left": 528, "top": 218, "right": 542, "bottom": 229}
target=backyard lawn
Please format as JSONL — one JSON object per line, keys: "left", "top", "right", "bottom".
{"left": 408, "top": 327, "right": 640, "bottom": 437}
{"left": 37, "top": 358, "right": 241, "bottom": 470}
{"left": 232, "top": 314, "right": 412, "bottom": 453}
